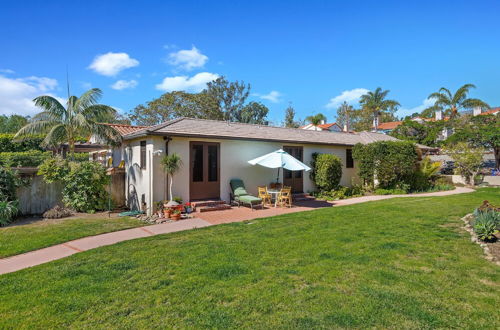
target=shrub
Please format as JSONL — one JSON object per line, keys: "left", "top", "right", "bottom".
{"left": 0, "top": 200, "right": 18, "bottom": 226}
{"left": 43, "top": 205, "right": 74, "bottom": 219}
{"left": 352, "top": 141, "right": 418, "bottom": 189}
{"left": 314, "top": 154, "right": 342, "bottom": 191}
{"left": 0, "top": 166, "right": 20, "bottom": 201}
{"left": 0, "top": 134, "right": 44, "bottom": 152}
{"left": 473, "top": 213, "right": 499, "bottom": 242}
{"left": 374, "top": 188, "right": 407, "bottom": 195}
{"left": 62, "top": 162, "right": 110, "bottom": 213}
{"left": 38, "top": 158, "right": 110, "bottom": 213}
{"left": 0, "top": 150, "right": 52, "bottom": 167}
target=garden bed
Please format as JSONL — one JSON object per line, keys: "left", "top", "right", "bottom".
{"left": 462, "top": 213, "right": 500, "bottom": 265}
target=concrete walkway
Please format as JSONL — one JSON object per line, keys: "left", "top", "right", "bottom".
{"left": 0, "top": 187, "right": 474, "bottom": 275}
{"left": 0, "top": 218, "right": 211, "bottom": 275}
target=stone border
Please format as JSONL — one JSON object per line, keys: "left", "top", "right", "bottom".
{"left": 461, "top": 213, "right": 500, "bottom": 266}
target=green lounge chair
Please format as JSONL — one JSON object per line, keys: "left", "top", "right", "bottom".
{"left": 229, "top": 179, "right": 263, "bottom": 210}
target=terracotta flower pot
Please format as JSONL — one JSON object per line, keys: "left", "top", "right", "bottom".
{"left": 171, "top": 213, "right": 181, "bottom": 221}
{"left": 163, "top": 209, "right": 171, "bottom": 218}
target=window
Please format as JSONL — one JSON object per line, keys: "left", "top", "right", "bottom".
{"left": 346, "top": 149, "right": 354, "bottom": 168}
{"left": 140, "top": 141, "right": 146, "bottom": 169}
{"left": 208, "top": 145, "right": 218, "bottom": 182}
{"left": 192, "top": 144, "right": 204, "bottom": 182}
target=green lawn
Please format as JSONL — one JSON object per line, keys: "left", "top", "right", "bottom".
{"left": 1, "top": 188, "right": 499, "bottom": 328}
{"left": 0, "top": 216, "right": 144, "bottom": 258}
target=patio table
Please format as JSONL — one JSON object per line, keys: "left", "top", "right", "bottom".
{"left": 267, "top": 189, "right": 281, "bottom": 207}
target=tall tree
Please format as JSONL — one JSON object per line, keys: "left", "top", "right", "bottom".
{"left": 14, "top": 88, "right": 121, "bottom": 155}
{"left": 447, "top": 114, "right": 499, "bottom": 169}
{"left": 336, "top": 101, "right": 354, "bottom": 131}
{"left": 237, "top": 101, "right": 269, "bottom": 125}
{"left": 129, "top": 91, "right": 221, "bottom": 125}
{"left": 0, "top": 115, "right": 28, "bottom": 133}
{"left": 424, "top": 84, "right": 489, "bottom": 118}
{"left": 359, "top": 87, "right": 400, "bottom": 129}
{"left": 283, "top": 104, "right": 301, "bottom": 128}
{"left": 305, "top": 113, "right": 327, "bottom": 126}
{"left": 205, "top": 76, "right": 250, "bottom": 121}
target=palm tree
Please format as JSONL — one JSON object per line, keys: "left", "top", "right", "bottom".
{"left": 161, "top": 153, "right": 182, "bottom": 204}
{"left": 14, "top": 88, "right": 121, "bottom": 155}
{"left": 425, "top": 84, "right": 489, "bottom": 118}
{"left": 359, "top": 87, "right": 400, "bottom": 128}
{"left": 305, "top": 113, "right": 327, "bottom": 126}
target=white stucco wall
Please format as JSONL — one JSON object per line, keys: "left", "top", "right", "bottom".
{"left": 124, "top": 135, "right": 359, "bottom": 215}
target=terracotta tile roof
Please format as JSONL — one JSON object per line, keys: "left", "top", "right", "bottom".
{"left": 377, "top": 121, "right": 402, "bottom": 130}
{"left": 103, "top": 123, "right": 148, "bottom": 136}
{"left": 124, "top": 117, "right": 399, "bottom": 146}
{"left": 317, "top": 122, "right": 340, "bottom": 129}
{"left": 478, "top": 108, "right": 500, "bottom": 115}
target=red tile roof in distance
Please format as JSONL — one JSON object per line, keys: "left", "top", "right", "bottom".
{"left": 104, "top": 123, "right": 148, "bottom": 136}
{"left": 479, "top": 108, "right": 500, "bottom": 115}
{"left": 377, "top": 121, "right": 402, "bottom": 130}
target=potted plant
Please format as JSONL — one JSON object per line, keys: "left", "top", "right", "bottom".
{"left": 161, "top": 153, "right": 183, "bottom": 209}
{"left": 154, "top": 201, "right": 163, "bottom": 217}
{"left": 171, "top": 209, "right": 181, "bottom": 221}
{"left": 184, "top": 202, "right": 192, "bottom": 214}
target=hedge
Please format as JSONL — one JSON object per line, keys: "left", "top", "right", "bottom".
{"left": 314, "top": 153, "right": 342, "bottom": 191}
{"left": 352, "top": 141, "right": 418, "bottom": 189}
{"left": 0, "top": 134, "right": 44, "bottom": 152}
{"left": 0, "top": 151, "right": 52, "bottom": 167}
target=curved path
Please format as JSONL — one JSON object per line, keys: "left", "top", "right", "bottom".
{"left": 0, "top": 187, "right": 474, "bottom": 275}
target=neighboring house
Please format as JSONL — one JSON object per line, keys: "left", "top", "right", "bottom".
{"left": 89, "top": 123, "right": 147, "bottom": 167}
{"left": 300, "top": 121, "right": 343, "bottom": 132}
{"left": 95, "top": 117, "right": 403, "bottom": 215}
{"left": 375, "top": 107, "right": 499, "bottom": 139}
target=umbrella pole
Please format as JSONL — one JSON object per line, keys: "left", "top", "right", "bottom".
{"left": 276, "top": 167, "right": 280, "bottom": 185}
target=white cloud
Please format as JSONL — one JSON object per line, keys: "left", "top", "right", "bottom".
{"left": 398, "top": 98, "right": 435, "bottom": 117}
{"left": 0, "top": 74, "right": 62, "bottom": 116}
{"left": 111, "top": 79, "right": 138, "bottom": 90}
{"left": 155, "top": 72, "right": 219, "bottom": 92}
{"left": 254, "top": 90, "right": 283, "bottom": 103}
{"left": 88, "top": 52, "right": 139, "bottom": 76}
{"left": 167, "top": 46, "right": 208, "bottom": 71}
{"left": 325, "top": 88, "right": 369, "bottom": 109}
{"left": 0, "top": 69, "right": 15, "bottom": 74}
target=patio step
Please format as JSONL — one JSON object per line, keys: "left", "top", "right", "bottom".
{"left": 292, "top": 193, "right": 316, "bottom": 202}
{"left": 191, "top": 200, "right": 226, "bottom": 208}
{"left": 191, "top": 200, "right": 232, "bottom": 213}
{"left": 197, "top": 204, "right": 232, "bottom": 213}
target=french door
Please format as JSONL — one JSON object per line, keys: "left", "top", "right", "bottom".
{"left": 190, "top": 142, "right": 220, "bottom": 200}
{"left": 283, "top": 146, "right": 303, "bottom": 193}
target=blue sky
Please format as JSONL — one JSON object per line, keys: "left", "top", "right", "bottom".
{"left": 1, "top": 0, "right": 499, "bottom": 124}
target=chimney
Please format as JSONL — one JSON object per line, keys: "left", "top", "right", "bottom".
{"left": 435, "top": 109, "right": 443, "bottom": 121}
{"left": 343, "top": 124, "right": 348, "bottom": 132}
{"left": 473, "top": 107, "right": 482, "bottom": 116}
{"left": 372, "top": 116, "right": 379, "bottom": 132}
{"left": 319, "top": 119, "right": 325, "bottom": 125}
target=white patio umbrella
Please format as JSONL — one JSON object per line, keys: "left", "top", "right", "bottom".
{"left": 248, "top": 149, "right": 311, "bottom": 184}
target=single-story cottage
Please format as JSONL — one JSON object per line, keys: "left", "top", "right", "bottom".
{"left": 91, "top": 117, "right": 401, "bottom": 215}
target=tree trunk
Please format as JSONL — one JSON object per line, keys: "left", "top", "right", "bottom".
{"left": 495, "top": 146, "right": 500, "bottom": 170}
{"left": 169, "top": 174, "right": 173, "bottom": 202}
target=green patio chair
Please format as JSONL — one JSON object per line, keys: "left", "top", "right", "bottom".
{"left": 229, "top": 179, "right": 263, "bottom": 210}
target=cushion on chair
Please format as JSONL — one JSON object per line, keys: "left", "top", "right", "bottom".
{"left": 238, "top": 195, "right": 262, "bottom": 204}
{"left": 233, "top": 187, "right": 249, "bottom": 196}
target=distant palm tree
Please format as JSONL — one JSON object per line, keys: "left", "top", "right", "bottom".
{"left": 359, "top": 87, "right": 400, "bottom": 127}
{"left": 14, "top": 88, "right": 121, "bottom": 155}
{"left": 425, "top": 84, "right": 489, "bottom": 118}
{"left": 305, "top": 113, "right": 327, "bottom": 126}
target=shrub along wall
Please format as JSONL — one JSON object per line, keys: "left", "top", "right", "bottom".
{"left": 0, "top": 151, "right": 52, "bottom": 167}
{"left": 352, "top": 141, "right": 418, "bottom": 189}
{"left": 313, "top": 153, "right": 342, "bottom": 191}
{"left": 0, "top": 134, "right": 44, "bottom": 152}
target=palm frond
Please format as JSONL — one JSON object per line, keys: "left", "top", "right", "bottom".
{"left": 452, "top": 84, "right": 476, "bottom": 104}
{"left": 42, "top": 124, "right": 67, "bottom": 147}
{"left": 438, "top": 87, "right": 452, "bottom": 100}
{"left": 75, "top": 88, "right": 103, "bottom": 113}
{"left": 33, "top": 96, "right": 66, "bottom": 120}
{"left": 82, "top": 104, "right": 117, "bottom": 121}
{"left": 461, "top": 98, "right": 490, "bottom": 110}
{"left": 13, "top": 120, "right": 56, "bottom": 139}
